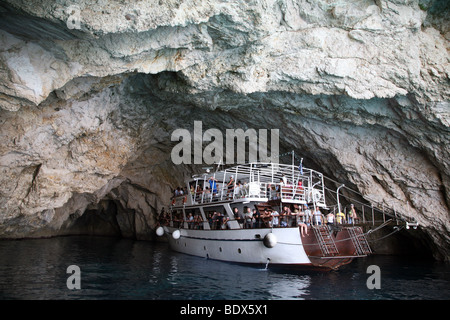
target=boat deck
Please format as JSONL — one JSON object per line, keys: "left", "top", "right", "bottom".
{"left": 172, "top": 162, "right": 327, "bottom": 208}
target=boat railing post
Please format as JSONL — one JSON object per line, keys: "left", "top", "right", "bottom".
{"left": 280, "top": 183, "right": 283, "bottom": 200}
{"left": 263, "top": 182, "right": 267, "bottom": 199}
{"left": 211, "top": 172, "right": 216, "bottom": 203}
{"left": 300, "top": 182, "right": 303, "bottom": 202}
{"left": 268, "top": 182, "right": 272, "bottom": 199}
{"left": 371, "top": 204, "right": 374, "bottom": 226}
{"left": 292, "top": 177, "right": 297, "bottom": 200}
{"left": 336, "top": 184, "right": 345, "bottom": 215}
{"left": 234, "top": 166, "right": 238, "bottom": 200}
{"left": 221, "top": 170, "right": 227, "bottom": 201}
{"left": 271, "top": 162, "right": 274, "bottom": 184}
{"left": 201, "top": 176, "right": 206, "bottom": 204}
{"left": 362, "top": 205, "right": 365, "bottom": 224}
{"left": 321, "top": 174, "right": 325, "bottom": 207}
{"left": 257, "top": 169, "right": 261, "bottom": 198}
{"left": 196, "top": 180, "right": 200, "bottom": 204}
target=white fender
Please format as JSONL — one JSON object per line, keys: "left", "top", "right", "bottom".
{"left": 263, "top": 233, "right": 277, "bottom": 248}
{"left": 172, "top": 229, "right": 181, "bottom": 240}
{"left": 156, "top": 226, "right": 164, "bottom": 237}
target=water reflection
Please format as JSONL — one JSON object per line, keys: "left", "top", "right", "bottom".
{"left": 265, "top": 274, "right": 311, "bottom": 299}
{"left": 0, "top": 236, "right": 448, "bottom": 300}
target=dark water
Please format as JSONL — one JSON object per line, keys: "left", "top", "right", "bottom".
{"left": 0, "top": 236, "right": 449, "bottom": 300}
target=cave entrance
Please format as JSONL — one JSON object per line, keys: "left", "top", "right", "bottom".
{"left": 66, "top": 200, "right": 122, "bottom": 238}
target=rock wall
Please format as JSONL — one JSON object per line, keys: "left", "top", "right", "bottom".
{"left": 0, "top": 1, "right": 448, "bottom": 259}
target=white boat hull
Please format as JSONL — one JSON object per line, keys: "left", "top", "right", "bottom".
{"left": 163, "top": 226, "right": 311, "bottom": 265}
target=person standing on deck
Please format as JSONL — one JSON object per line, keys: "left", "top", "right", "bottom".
{"left": 281, "top": 205, "right": 292, "bottom": 227}
{"left": 208, "top": 176, "right": 218, "bottom": 194}
{"left": 244, "top": 207, "right": 254, "bottom": 229}
{"left": 252, "top": 208, "right": 261, "bottom": 228}
{"left": 326, "top": 212, "right": 335, "bottom": 226}
{"left": 348, "top": 204, "right": 358, "bottom": 224}
{"left": 233, "top": 207, "right": 244, "bottom": 228}
{"left": 271, "top": 209, "right": 280, "bottom": 227}
{"left": 336, "top": 211, "right": 346, "bottom": 224}
{"left": 313, "top": 207, "right": 323, "bottom": 225}
{"left": 226, "top": 176, "right": 235, "bottom": 198}
{"left": 297, "top": 206, "right": 309, "bottom": 236}
{"left": 303, "top": 205, "right": 312, "bottom": 226}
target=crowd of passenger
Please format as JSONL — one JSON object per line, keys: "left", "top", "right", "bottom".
{"left": 159, "top": 203, "right": 360, "bottom": 236}
{"left": 171, "top": 174, "right": 307, "bottom": 204}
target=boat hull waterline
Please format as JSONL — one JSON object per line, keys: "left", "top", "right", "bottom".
{"left": 162, "top": 226, "right": 358, "bottom": 269}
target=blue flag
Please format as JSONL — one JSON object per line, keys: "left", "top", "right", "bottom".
{"left": 298, "top": 162, "right": 303, "bottom": 175}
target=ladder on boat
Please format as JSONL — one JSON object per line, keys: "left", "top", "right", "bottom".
{"left": 312, "top": 225, "right": 339, "bottom": 256}
{"left": 347, "top": 226, "right": 372, "bottom": 255}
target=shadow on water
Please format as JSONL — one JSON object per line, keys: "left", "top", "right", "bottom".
{"left": 0, "top": 236, "right": 448, "bottom": 300}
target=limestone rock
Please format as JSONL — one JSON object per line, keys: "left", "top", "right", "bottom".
{"left": 0, "top": 1, "right": 448, "bottom": 259}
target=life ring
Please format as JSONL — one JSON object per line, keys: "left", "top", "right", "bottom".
{"left": 309, "top": 189, "right": 322, "bottom": 202}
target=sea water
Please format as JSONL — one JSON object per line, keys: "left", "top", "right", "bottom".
{"left": 0, "top": 236, "right": 448, "bottom": 300}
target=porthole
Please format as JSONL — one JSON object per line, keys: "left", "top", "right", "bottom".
{"left": 204, "top": 246, "right": 207, "bottom": 250}
{"left": 219, "top": 247, "right": 222, "bottom": 252}
{"left": 238, "top": 248, "right": 242, "bottom": 254}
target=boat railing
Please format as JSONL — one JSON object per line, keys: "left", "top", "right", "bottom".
{"left": 280, "top": 185, "right": 307, "bottom": 204}
{"left": 172, "top": 182, "right": 319, "bottom": 206}
{"left": 165, "top": 216, "right": 291, "bottom": 230}
{"left": 176, "top": 162, "right": 326, "bottom": 207}
{"left": 323, "top": 181, "right": 418, "bottom": 227}
{"left": 343, "top": 200, "right": 417, "bottom": 227}
{"left": 163, "top": 214, "right": 370, "bottom": 230}
{"left": 189, "top": 181, "right": 272, "bottom": 204}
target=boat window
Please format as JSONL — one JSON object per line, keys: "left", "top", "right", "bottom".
{"left": 184, "top": 208, "right": 203, "bottom": 230}
{"left": 172, "top": 210, "right": 183, "bottom": 228}
{"left": 204, "top": 207, "right": 229, "bottom": 230}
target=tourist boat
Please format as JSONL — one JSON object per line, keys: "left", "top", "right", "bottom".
{"left": 156, "top": 157, "right": 373, "bottom": 270}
